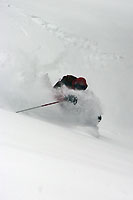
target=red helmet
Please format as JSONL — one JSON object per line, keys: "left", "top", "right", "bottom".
{"left": 72, "top": 77, "right": 88, "bottom": 90}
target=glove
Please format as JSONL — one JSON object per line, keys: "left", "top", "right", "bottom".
{"left": 64, "top": 95, "right": 78, "bottom": 105}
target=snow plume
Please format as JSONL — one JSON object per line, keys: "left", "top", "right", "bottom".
{"left": 0, "top": 51, "right": 52, "bottom": 110}
{"left": 0, "top": 50, "right": 102, "bottom": 128}
{"left": 53, "top": 87, "right": 103, "bottom": 127}
{"left": 28, "top": 86, "right": 103, "bottom": 129}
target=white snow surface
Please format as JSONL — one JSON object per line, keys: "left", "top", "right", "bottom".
{"left": 0, "top": 0, "right": 133, "bottom": 199}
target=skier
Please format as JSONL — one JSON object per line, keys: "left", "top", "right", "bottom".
{"left": 53, "top": 75, "right": 88, "bottom": 104}
{"left": 53, "top": 75, "right": 102, "bottom": 122}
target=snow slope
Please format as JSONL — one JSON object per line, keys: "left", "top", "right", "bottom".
{"left": 0, "top": 0, "right": 133, "bottom": 199}
{"left": 1, "top": 109, "right": 133, "bottom": 200}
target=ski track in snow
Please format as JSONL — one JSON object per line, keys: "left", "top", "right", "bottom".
{"left": 5, "top": 2, "right": 123, "bottom": 65}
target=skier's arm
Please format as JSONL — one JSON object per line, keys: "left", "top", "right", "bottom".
{"left": 53, "top": 81, "right": 62, "bottom": 88}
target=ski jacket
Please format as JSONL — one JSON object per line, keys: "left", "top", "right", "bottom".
{"left": 53, "top": 75, "right": 88, "bottom": 90}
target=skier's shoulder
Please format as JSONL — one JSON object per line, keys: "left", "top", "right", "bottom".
{"left": 61, "top": 75, "right": 77, "bottom": 83}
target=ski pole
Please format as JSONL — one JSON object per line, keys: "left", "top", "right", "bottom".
{"left": 16, "top": 98, "right": 65, "bottom": 113}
